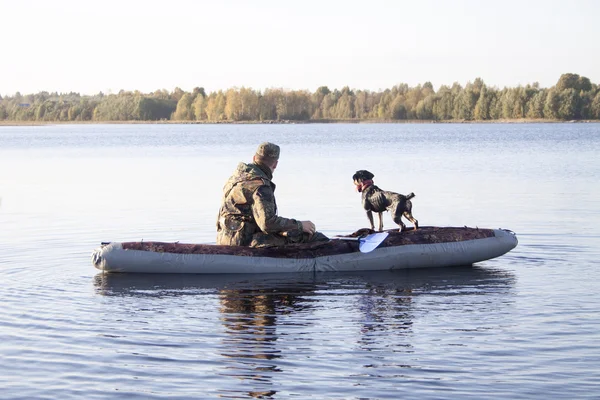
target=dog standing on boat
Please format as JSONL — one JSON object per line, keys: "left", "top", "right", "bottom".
{"left": 352, "top": 170, "right": 419, "bottom": 232}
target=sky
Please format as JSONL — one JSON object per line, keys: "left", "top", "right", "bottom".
{"left": 0, "top": 0, "right": 599, "bottom": 96}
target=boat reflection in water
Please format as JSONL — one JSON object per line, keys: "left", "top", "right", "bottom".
{"left": 94, "top": 267, "right": 516, "bottom": 398}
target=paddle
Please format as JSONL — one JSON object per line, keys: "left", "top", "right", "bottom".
{"left": 332, "top": 232, "right": 389, "bottom": 253}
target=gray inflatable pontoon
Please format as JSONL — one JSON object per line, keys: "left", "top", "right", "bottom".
{"left": 91, "top": 227, "right": 518, "bottom": 274}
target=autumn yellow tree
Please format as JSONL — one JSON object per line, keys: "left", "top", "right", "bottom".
{"left": 173, "top": 93, "right": 194, "bottom": 120}
{"left": 205, "top": 91, "right": 226, "bottom": 121}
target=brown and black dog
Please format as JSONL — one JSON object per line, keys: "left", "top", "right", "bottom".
{"left": 352, "top": 170, "right": 418, "bottom": 232}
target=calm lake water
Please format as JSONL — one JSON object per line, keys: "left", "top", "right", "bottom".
{"left": 1, "top": 123, "right": 599, "bottom": 399}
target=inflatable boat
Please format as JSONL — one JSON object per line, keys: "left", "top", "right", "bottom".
{"left": 91, "top": 226, "right": 518, "bottom": 274}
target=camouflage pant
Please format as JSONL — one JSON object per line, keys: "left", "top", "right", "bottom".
{"left": 216, "top": 218, "right": 329, "bottom": 247}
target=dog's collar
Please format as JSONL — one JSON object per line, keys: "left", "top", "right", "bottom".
{"left": 356, "top": 180, "right": 373, "bottom": 193}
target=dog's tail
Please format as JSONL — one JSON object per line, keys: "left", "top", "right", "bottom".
{"left": 405, "top": 192, "right": 415, "bottom": 200}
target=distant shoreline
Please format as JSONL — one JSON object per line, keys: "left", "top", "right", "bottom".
{"left": 1, "top": 118, "right": 598, "bottom": 127}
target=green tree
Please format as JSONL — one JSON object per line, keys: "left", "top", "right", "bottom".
{"left": 526, "top": 90, "right": 547, "bottom": 119}
{"left": 93, "top": 93, "right": 142, "bottom": 121}
{"left": 474, "top": 86, "right": 491, "bottom": 120}
{"left": 415, "top": 96, "right": 434, "bottom": 120}
{"left": 511, "top": 87, "right": 528, "bottom": 118}
{"left": 577, "top": 76, "right": 592, "bottom": 92}
{"left": 555, "top": 73, "right": 592, "bottom": 92}
{"left": 0, "top": 73, "right": 597, "bottom": 123}
{"left": 453, "top": 81, "right": 479, "bottom": 120}
{"left": 579, "top": 91, "right": 595, "bottom": 119}
{"left": 555, "top": 73, "right": 580, "bottom": 92}
{"left": 311, "top": 86, "right": 331, "bottom": 119}
{"left": 499, "top": 88, "right": 519, "bottom": 119}
{"left": 543, "top": 89, "right": 560, "bottom": 119}
{"left": 590, "top": 92, "right": 600, "bottom": 119}
{"left": 390, "top": 94, "right": 407, "bottom": 119}
{"left": 192, "top": 87, "right": 206, "bottom": 99}
{"left": 139, "top": 98, "right": 176, "bottom": 120}
{"left": 557, "top": 88, "right": 580, "bottom": 120}
{"left": 421, "top": 81, "right": 435, "bottom": 97}
{"left": 68, "top": 104, "right": 81, "bottom": 121}
{"left": 332, "top": 90, "right": 354, "bottom": 119}
{"left": 488, "top": 91, "right": 502, "bottom": 119}
{"left": 404, "top": 86, "right": 424, "bottom": 118}
{"left": 432, "top": 86, "right": 454, "bottom": 120}
{"left": 170, "top": 87, "right": 185, "bottom": 102}
{"left": 376, "top": 91, "right": 393, "bottom": 119}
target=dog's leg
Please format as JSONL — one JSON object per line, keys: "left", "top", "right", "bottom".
{"left": 404, "top": 212, "right": 419, "bottom": 230}
{"left": 403, "top": 200, "right": 418, "bottom": 230}
{"left": 396, "top": 219, "right": 406, "bottom": 232}
{"left": 378, "top": 212, "right": 384, "bottom": 232}
{"left": 366, "top": 210, "right": 375, "bottom": 230}
{"left": 390, "top": 202, "right": 406, "bottom": 232}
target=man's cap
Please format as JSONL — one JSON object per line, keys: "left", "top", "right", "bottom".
{"left": 255, "top": 142, "right": 280, "bottom": 160}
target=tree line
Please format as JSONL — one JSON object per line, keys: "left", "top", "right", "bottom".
{"left": 1, "top": 73, "right": 599, "bottom": 123}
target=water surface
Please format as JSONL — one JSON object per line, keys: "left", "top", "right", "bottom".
{"left": 1, "top": 123, "right": 599, "bottom": 399}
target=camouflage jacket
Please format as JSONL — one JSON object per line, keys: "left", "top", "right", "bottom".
{"left": 216, "top": 162, "right": 303, "bottom": 246}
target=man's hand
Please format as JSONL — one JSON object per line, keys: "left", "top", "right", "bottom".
{"left": 301, "top": 220, "right": 316, "bottom": 236}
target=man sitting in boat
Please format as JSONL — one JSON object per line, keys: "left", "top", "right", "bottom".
{"left": 216, "top": 142, "right": 329, "bottom": 247}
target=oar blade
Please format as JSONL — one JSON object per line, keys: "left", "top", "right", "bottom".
{"left": 358, "top": 232, "right": 389, "bottom": 253}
